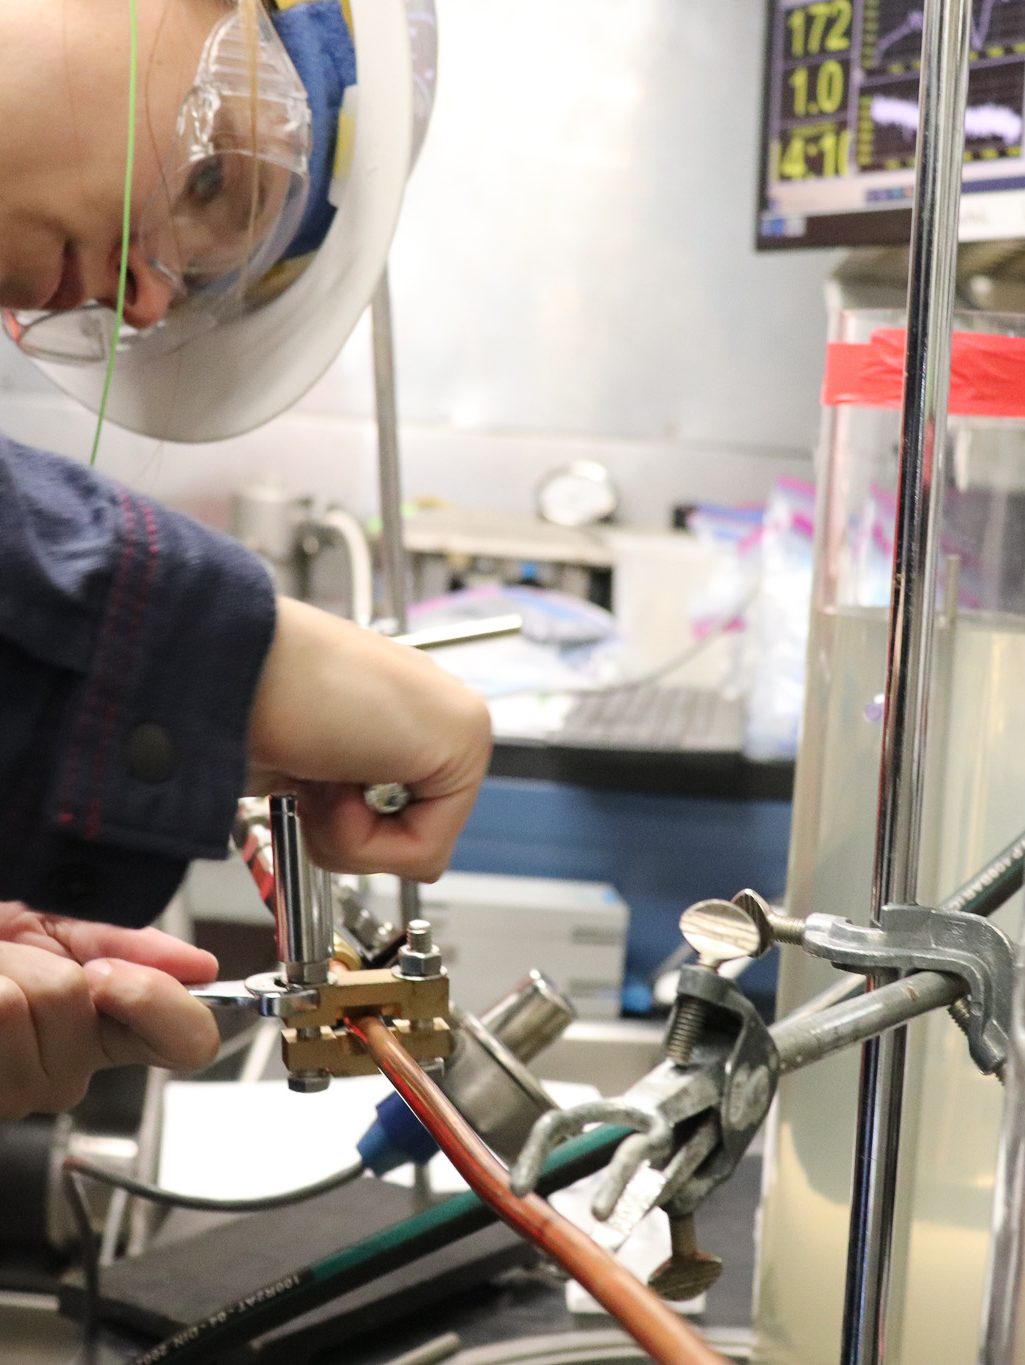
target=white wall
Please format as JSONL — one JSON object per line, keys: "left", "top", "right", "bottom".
{"left": 0, "top": 0, "right": 839, "bottom": 530}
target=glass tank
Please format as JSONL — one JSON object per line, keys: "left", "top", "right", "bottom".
{"left": 754, "top": 310, "right": 1025, "bottom": 1364}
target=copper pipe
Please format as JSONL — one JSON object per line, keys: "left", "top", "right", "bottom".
{"left": 348, "top": 1015, "right": 725, "bottom": 1365}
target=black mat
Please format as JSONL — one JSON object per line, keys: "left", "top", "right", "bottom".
{"left": 61, "top": 1156, "right": 761, "bottom": 1364}
{"left": 60, "top": 1176, "right": 535, "bottom": 1363}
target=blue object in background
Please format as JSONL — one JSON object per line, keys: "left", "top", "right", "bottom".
{"left": 450, "top": 777, "right": 792, "bottom": 1015}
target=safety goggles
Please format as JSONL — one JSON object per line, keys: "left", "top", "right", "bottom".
{"left": 4, "top": 3, "right": 313, "bottom": 364}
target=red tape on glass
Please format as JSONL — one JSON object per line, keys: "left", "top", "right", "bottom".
{"left": 822, "top": 327, "right": 1025, "bottom": 418}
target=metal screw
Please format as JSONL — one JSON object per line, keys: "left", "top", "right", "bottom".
{"left": 664, "top": 996, "right": 707, "bottom": 1066}
{"left": 408, "top": 921, "right": 433, "bottom": 952}
{"left": 647, "top": 1210, "right": 722, "bottom": 1300}
{"left": 395, "top": 918, "right": 444, "bottom": 980}
{"left": 948, "top": 996, "right": 1005, "bottom": 1085}
{"left": 665, "top": 897, "right": 766, "bottom": 1066}
{"left": 289, "top": 1016, "right": 331, "bottom": 1092}
{"left": 731, "top": 887, "right": 807, "bottom": 948}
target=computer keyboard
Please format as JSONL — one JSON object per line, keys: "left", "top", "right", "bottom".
{"left": 554, "top": 683, "right": 745, "bottom": 753}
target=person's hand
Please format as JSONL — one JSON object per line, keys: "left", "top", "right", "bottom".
{"left": 0, "top": 903, "right": 219, "bottom": 1121}
{"left": 247, "top": 598, "right": 493, "bottom": 882}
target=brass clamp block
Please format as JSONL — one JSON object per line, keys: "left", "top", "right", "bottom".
{"left": 189, "top": 964, "right": 454, "bottom": 1078}
{"left": 280, "top": 966, "right": 454, "bottom": 1078}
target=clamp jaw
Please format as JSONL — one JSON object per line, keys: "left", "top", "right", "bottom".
{"left": 279, "top": 965, "right": 452, "bottom": 1078}
{"left": 801, "top": 902, "right": 1014, "bottom": 1074}
{"left": 511, "top": 927, "right": 779, "bottom": 1298}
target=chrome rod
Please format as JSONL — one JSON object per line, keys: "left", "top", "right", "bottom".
{"left": 371, "top": 267, "right": 422, "bottom": 929}
{"left": 394, "top": 613, "right": 524, "bottom": 651}
{"left": 371, "top": 267, "right": 410, "bottom": 637}
{"left": 841, "top": 1, "right": 973, "bottom": 1360}
{"left": 269, "top": 794, "right": 331, "bottom": 986}
{"left": 773, "top": 971, "right": 962, "bottom": 1076}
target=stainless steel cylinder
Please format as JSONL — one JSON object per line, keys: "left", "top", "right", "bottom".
{"left": 480, "top": 970, "right": 577, "bottom": 1064}
{"left": 269, "top": 794, "right": 331, "bottom": 986}
{"left": 439, "top": 974, "right": 576, "bottom": 1162}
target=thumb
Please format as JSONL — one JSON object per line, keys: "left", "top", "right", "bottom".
{"left": 83, "top": 959, "right": 220, "bottom": 1071}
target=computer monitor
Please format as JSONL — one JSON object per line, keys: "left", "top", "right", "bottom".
{"left": 757, "top": 0, "right": 1025, "bottom": 249}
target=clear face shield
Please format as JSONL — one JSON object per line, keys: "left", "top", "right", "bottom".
{"left": 2, "top": 4, "right": 313, "bottom": 365}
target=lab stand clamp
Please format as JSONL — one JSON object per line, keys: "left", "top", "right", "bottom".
{"left": 513, "top": 896, "right": 780, "bottom": 1301}
{"left": 796, "top": 898, "right": 1013, "bottom": 1076}
{"left": 511, "top": 869, "right": 1019, "bottom": 1300}
{"left": 730, "top": 886, "right": 1014, "bottom": 1078}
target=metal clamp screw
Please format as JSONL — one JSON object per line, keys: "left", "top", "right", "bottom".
{"left": 648, "top": 1209, "right": 723, "bottom": 1300}
{"left": 731, "top": 887, "right": 806, "bottom": 947}
{"left": 665, "top": 898, "right": 768, "bottom": 1066}
{"left": 394, "top": 919, "right": 444, "bottom": 981}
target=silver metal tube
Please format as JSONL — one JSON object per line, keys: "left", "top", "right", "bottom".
{"left": 371, "top": 267, "right": 422, "bottom": 929}
{"left": 371, "top": 268, "right": 409, "bottom": 636}
{"left": 773, "top": 971, "right": 962, "bottom": 1076}
{"left": 269, "top": 794, "right": 331, "bottom": 985}
{"left": 841, "top": 1, "right": 973, "bottom": 1359}
{"left": 980, "top": 946, "right": 1025, "bottom": 1362}
{"left": 399, "top": 879, "right": 423, "bottom": 929}
{"left": 395, "top": 614, "right": 525, "bottom": 651}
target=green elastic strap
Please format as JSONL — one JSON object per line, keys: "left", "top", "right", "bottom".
{"left": 89, "top": 0, "right": 139, "bottom": 466}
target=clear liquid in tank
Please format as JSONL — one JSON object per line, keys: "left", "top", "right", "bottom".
{"left": 753, "top": 604, "right": 1025, "bottom": 1365}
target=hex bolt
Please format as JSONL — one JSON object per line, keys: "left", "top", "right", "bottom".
{"left": 648, "top": 1210, "right": 723, "bottom": 1300}
{"left": 393, "top": 921, "right": 445, "bottom": 1068}
{"left": 395, "top": 918, "right": 444, "bottom": 981}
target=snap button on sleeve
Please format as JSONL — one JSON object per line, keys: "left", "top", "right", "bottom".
{"left": 126, "top": 723, "right": 177, "bottom": 784}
